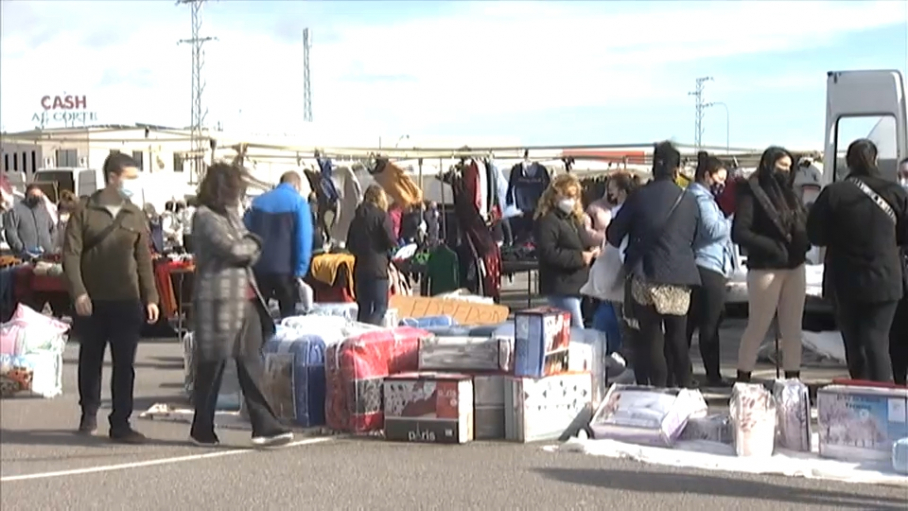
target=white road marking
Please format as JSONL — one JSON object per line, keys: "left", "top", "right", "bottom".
{"left": 0, "top": 437, "right": 332, "bottom": 482}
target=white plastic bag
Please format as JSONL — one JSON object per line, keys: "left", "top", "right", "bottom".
{"left": 296, "top": 278, "right": 314, "bottom": 314}
{"left": 730, "top": 383, "right": 776, "bottom": 457}
{"left": 580, "top": 237, "right": 626, "bottom": 303}
{"left": 772, "top": 379, "right": 811, "bottom": 452}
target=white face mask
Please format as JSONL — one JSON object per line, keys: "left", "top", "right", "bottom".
{"left": 900, "top": 177, "right": 908, "bottom": 190}
{"left": 557, "top": 198, "right": 576, "bottom": 214}
{"left": 119, "top": 177, "right": 142, "bottom": 200}
{"left": 59, "top": 213, "right": 70, "bottom": 223}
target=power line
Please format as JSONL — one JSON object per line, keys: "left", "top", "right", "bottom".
{"left": 688, "top": 76, "right": 713, "bottom": 149}
{"left": 303, "top": 28, "right": 313, "bottom": 123}
{"left": 177, "top": 0, "right": 217, "bottom": 184}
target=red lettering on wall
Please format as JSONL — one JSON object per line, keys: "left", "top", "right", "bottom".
{"left": 40, "top": 95, "right": 88, "bottom": 110}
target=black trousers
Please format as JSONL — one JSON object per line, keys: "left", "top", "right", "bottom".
{"left": 889, "top": 295, "right": 908, "bottom": 385}
{"left": 501, "top": 218, "right": 514, "bottom": 246}
{"left": 836, "top": 298, "right": 899, "bottom": 383}
{"left": 685, "top": 267, "right": 727, "bottom": 381}
{"left": 77, "top": 300, "right": 144, "bottom": 430}
{"left": 355, "top": 277, "right": 389, "bottom": 326}
{"left": 183, "top": 234, "right": 194, "bottom": 254}
{"left": 632, "top": 300, "right": 692, "bottom": 388}
{"left": 255, "top": 272, "right": 298, "bottom": 319}
{"left": 192, "top": 301, "right": 283, "bottom": 438}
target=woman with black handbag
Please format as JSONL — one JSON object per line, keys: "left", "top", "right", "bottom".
{"left": 607, "top": 141, "right": 701, "bottom": 388}
{"left": 892, "top": 244, "right": 908, "bottom": 385}
{"left": 808, "top": 140, "right": 908, "bottom": 382}
{"left": 892, "top": 158, "right": 908, "bottom": 385}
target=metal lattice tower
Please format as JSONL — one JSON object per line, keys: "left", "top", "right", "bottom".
{"left": 178, "top": 0, "right": 216, "bottom": 183}
{"left": 688, "top": 76, "right": 713, "bottom": 149}
{"left": 303, "top": 28, "right": 313, "bottom": 122}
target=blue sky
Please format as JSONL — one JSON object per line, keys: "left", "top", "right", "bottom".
{"left": 1, "top": 0, "right": 906, "bottom": 150}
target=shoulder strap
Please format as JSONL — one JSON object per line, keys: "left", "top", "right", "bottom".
{"left": 847, "top": 178, "right": 896, "bottom": 224}
{"left": 83, "top": 211, "right": 128, "bottom": 252}
{"left": 624, "top": 188, "right": 686, "bottom": 270}
{"left": 658, "top": 188, "right": 687, "bottom": 229}
{"left": 654, "top": 189, "right": 686, "bottom": 237}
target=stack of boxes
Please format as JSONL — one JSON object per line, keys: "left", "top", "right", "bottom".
{"left": 383, "top": 307, "right": 593, "bottom": 444}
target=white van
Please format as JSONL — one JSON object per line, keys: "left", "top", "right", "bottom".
{"left": 30, "top": 167, "right": 104, "bottom": 201}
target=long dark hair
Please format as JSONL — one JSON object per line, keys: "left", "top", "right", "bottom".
{"left": 755, "top": 146, "right": 802, "bottom": 229}
{"left": 196, "top": 162, "right": 247, "bottom": 214}
{"left": 694, "top": 151, "right": 724, "bottom": 182}
{"left": 845, "top": 139, "right": 879, "bottom": 177}
{"left": 652, "top": 141, "right": 681, "bottom": 181}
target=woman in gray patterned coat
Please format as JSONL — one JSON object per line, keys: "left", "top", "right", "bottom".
{"left": 190, "top": 162, "right": 292, "bottom": 448}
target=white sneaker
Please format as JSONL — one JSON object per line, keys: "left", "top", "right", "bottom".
{"left": 607, "top": 352, "right": 627, "bottom": 370}
{"left": 251, "top": 432, "right": 294, "bottom": 448}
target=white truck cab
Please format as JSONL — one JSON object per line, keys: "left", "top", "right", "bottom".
{"left": 823, "top": 70, "right": 907, "bottom": 184}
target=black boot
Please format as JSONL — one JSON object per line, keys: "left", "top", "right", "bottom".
{"left": 736, "top": 370, "right": 752, "bottom": 383}
{"left": 77, "top": 413, "right": 97, "bottom": 436}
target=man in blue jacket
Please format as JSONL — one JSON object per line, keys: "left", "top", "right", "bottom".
{"left": 244, "top": 171, "right": 313, "bottom": 318}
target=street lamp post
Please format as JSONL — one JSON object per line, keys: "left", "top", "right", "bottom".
{"left": 706, "top": 101, "right": 730, "bottom": 154}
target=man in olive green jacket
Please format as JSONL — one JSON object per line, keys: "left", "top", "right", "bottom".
{"left": 62, "top": 152, "right": 160, "bottom": 443}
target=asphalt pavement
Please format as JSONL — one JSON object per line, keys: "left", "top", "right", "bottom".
{"left": 2, "top": 275, "right": 906, "bottom": 510}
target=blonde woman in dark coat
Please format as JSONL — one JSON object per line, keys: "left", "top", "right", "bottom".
{"left": 190, "top": 162, "right": 291, "bottom": 448}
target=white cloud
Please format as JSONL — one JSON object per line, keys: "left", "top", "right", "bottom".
{"left": 0, "top": 0, "right": 903, "bottom": 141}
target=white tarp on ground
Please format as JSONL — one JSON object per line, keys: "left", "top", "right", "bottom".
{"left": 140, "top": 403, "right": 252, "bottom": 430}
{"left": 545, "top": 436, "right": 907, "bottom": 486}
{"left": 757, "top": 331, "right": 847, "bottom": 368}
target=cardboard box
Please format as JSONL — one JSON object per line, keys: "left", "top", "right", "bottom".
{"left": 383, "top": 372, "right": 474, "bottom": 444}
{"left": 589, "top": 384, "right": 708, "bottom": 447}
{"left": 513, "top": 307, "right": 571, "bottom": 378}
{"left": 389, "top": 295, "right": 509, "bottom": 325}
{"left": 569, "top": 328, "right": 608, "bottom": 406}
{"left": 418, "top": 336, "right": 512, "bottom": 372}
{"left": 817, "top": 385, "right": 908, "bottom": 461}
{"left": 505, "top": 372, "right": 592, "bottom": 443}
{"left": 473, "top": 375, "right": 506, "bottom": 440}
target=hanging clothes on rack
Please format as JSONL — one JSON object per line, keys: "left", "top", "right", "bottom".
{"left": 461, "top": 159, "right": 482, "bottom": 217}
{"left": 476, "top": 159, "right": 490, "bottom": 221}
{"left": 506, "top": 161, "right": 550, "bottom": 212}
{"left": 506, "top": 161, "right": 551, "bottom": 244}
{"left": 303, "top": 169, "right": 331, "bottom": 248}
{"left": 486, "top": 159, "right": 513, "bottom": 245}
{"left": 441, "top": 161, "right": 501, "bottom": 301}
{"left": 426, "top": 244, "right": 460, "bottom": 295}
{"left": 329, "top": 166, "right": 364, "bottom": 243}
{"left": 371, "top": 158, "right": 422, "bottom": 209}
{"left": 487, "top": 160, "right": 514, "bottom": 217}
{"left": 316, "top": 157, "right": 341, "bottom": 204}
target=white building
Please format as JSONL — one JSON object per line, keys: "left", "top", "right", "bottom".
{"left": 0, "top": 124, "right": 201, "bottom": 180}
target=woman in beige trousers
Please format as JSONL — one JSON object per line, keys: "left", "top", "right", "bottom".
{"left": 731, "top": 147, "right": 810, "bottom": 382}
